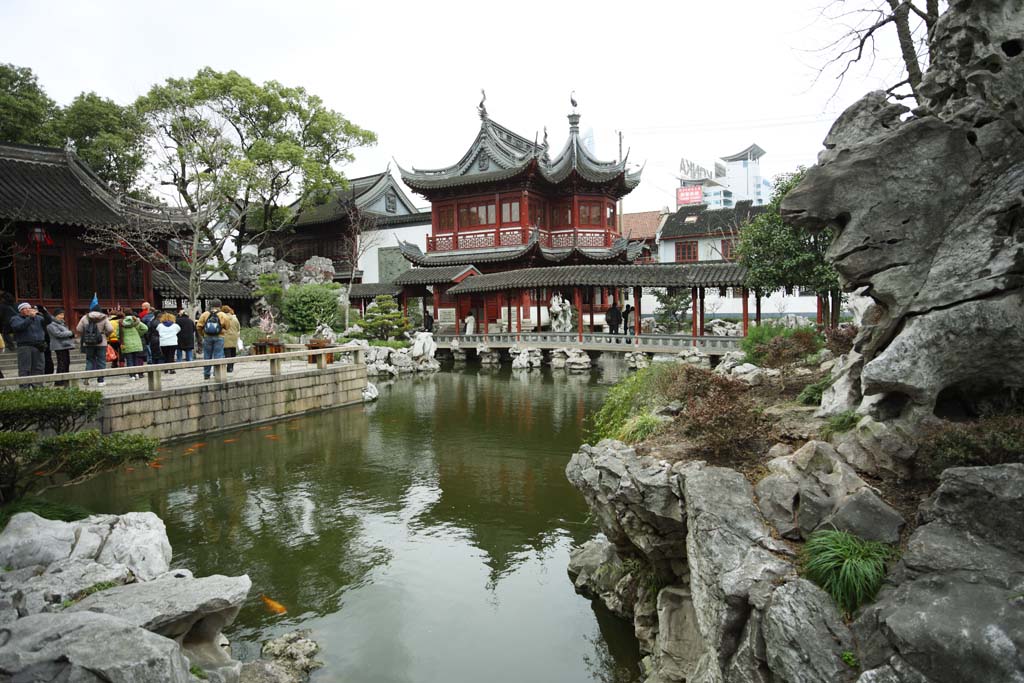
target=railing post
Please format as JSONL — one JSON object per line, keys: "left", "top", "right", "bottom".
{"left": 147, "top": 368, "right": 161, "bottom": 392}
{"left": 67, "top": 378, "right": 80, "bottom": 389}
{"left": 316, "top": 352, "right": 327, "bottom": 370}
{"left": 270, "top": 358, "right": 282, "bottom": 376}
{"left": 215, "top": 363, "right": 228, "bottom": 383}
{"left": 355, "top": 348, "right": 364, "bottom": 366}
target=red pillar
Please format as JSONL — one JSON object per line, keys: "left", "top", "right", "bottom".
{"left": 588, "top": 287, "right": 595, "bottom": 332}
{"left": 401, "top": 292, "right": 408, "bottom": 318}
{"left": 699, "top": 287, "right": 705, "bottom": 337}
{"left": 741, "top": 287, "right": 749, "bottom": 337}
{"left": 691, "top": 287, "right": 699, "bottom": 344}
{"left": 574, "top": 287, "right": 583, "bottom": 342}
{"left": 633, "top": 286, "right": 642, "bottom": 339}
{"left": 433, "top": 289, "right": 440, "bottom": 319}
{"left": 816, "top": 295, "right": 824, "bottom": 325}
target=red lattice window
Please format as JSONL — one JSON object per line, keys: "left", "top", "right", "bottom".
{"left": 675, "top": 241, "right": 698, "bottom": 262}
{"left": 721, "top": 239, "right": 736, "bottom": 261}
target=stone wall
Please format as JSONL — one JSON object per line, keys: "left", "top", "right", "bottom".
{"left": 93, "top": 364, "right": 367, "bottom": 440}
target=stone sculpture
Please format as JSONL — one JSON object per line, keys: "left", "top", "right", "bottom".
{"left": 782, "top": 0, "right": 1024, "bottom": 421}
{"left": 548, "top": 292, "right": 574, "bottom": 333}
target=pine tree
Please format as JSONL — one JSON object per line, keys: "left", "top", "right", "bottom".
{"left": 361, "top": 295, "right": 411, "bottom": 340}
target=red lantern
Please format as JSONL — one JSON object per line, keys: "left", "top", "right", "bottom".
{"left": 28, "top": 226, "right": 53, "bottom": 252}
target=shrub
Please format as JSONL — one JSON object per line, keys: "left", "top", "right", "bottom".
{"left": 254, "top": 273, "right": 284, "bottom": 312}
{"left": 682, "top": 378, "right": 766, "bottom": 456}
{"left": 617, "top": 413, "right": 667, "bottom": 444}
{"left": 590, "top": 367, "right": 657, "bottom": 441}
{"left": 281, "top": 283, "right": 343, "bottom": 333}
{"left": 0, "top": 388, "right": 102, "bottom": 432}
{"left": 917, "top": 413, "right": 1024, "bottom": 478}
{"left": 742, "top": 324, "right": 822, "bottom": 366}
{"left": 802, "top": 530, "right": 896, "bottom": 616}
{"left": 798, "top": 377, "right": 834, "bottom": 406}
{"left": 820, "top": 410, "right": 861, "bottom": 440}
{"left": 825, "top": 324, "right": 859, "bottom": 356}
{"left": 361, "top": 295, "right": 412, "bottom": 341}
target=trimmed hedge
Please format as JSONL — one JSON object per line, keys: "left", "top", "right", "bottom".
{"left": 0, "top": 388, "right": 102, "bottom": 432}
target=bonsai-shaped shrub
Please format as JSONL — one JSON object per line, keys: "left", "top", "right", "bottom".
{"left": 282, "top": 283, "right": 343, "bottom": 333}
{"left": 0, "top": 389, "right": 156, "bottom": 505}
{"left": 361, "top": 295, "right": 411, "bottom": 341}
{"left": 802, "top": 529, "right": 895, "bottom": 616}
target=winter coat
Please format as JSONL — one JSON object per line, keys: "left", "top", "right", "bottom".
{"left": 0, "top": 303, "right": 17, "bottom": 334}
{"left": 196, "top": 310, "right": 227, "bottom": 338}
{"left": 10, "top": 312, "right": 49, "bottom": 345}
{"left": 76, "top": 311, "right": 114, "bottom": 347}
{"left": 108, "top": 319, "right": 120, "bottom": 343}
{"left": 221, "top": 314, "right": 240, "bottom": 348}
{"left": 622, "top": 306, "right": 634, "bottom": 327}
{"left": 176, "top": 315, "right": 196, "bottom": 350}
{"left": 157, "top": 321, "right": 181, "bottom": 347}
{"left": 605, "top": 306, "right": 622, "bottom": 326}
{"left": 119, "top": 316, "right": 148, "bottom": 354}
{"left": 47, "top": 319, "right": 76, "bottom": 351}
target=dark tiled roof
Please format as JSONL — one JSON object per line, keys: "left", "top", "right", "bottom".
{"left": 292, "top": 173, "right": 387, "bottom": 227}
{"left": 720, "top": 144, "right": 766, "bottom": 162}
{"left": 372, "top": 211, "right": 432, "bottom": 229}
{"left": 446, "top": 262, "right": 748, "bottom": 294}
{"left": 348, "top": 282, "right": 402, "bottom": 299}
{"left": 393, "top": 265, "right": 480, "bottom": 285}
{"left": 0, "top": 143, "right": 129, "bottom": 228}
{"left": 397, "top": 231, "right": 644, "bottom": 268}
{"left": 152, "top": 271, "right": 256, "bottom": 300}
{"left": 660, "top": 200, "right": 766, "bottom": 240}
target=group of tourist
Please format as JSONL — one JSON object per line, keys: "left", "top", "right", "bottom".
{"left": 604, "top": 303, "right": 634, "bottom": 335}
{"left": 0, "top": 293, "right": 241, "bottom": 384}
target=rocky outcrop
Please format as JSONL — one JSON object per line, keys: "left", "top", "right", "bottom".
{"left": 551, "top": 348, "right": 592, "bottom": 371}
{"left": 0, "top": 512, "right": 251, "bottom": 683}
{"left": 509, "top": 345, "right": 542, "bottom": 369}
{"left": 477, "top": 345, "right": 501, "bottom": 365}
{"left": 782, "top": 0, "right": 1024, "bottom": 420}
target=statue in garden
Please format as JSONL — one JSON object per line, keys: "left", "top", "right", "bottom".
{"left": 549, "top": 293, "right": 573, "bottom": 333}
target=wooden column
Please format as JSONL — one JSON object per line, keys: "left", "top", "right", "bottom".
{"left": 506, "top": 292, "right": 512, "bottom": 333}
{"left": 691, "top": 287, "right": 699, "bottom": 345}
{"left": 574, "top": 287, "right": 583, "bottom": 342}
{"left": 741, "top": 287, "right": 749, "bottom": 336}
{"left": 433, "top": 288, "right": 440, "bottom": 319}
{"left": 588, "top": 287, "right": 595, "bottom": 332}
{"left": 816, "top": 295, "right": 824, "bottom": 325}
{"left": 633, "top": 286, "right": 642, "bottom": 339}
{"left": 699, "top": 287, "right": 705, "bottom": 337}
{"left": 755, "top": 292, "right": 762, "bottom": 325}
{"left": 401, "top": 291, "right": 408, "bottom": 318}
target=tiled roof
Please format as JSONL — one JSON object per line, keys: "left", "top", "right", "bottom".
{"left": 292, "top": 173, "right": 387, "bottom": 227}
{"left": 620, "top": 211, "right": 664, "bottom": 241}
{"left": 373, "top": 211, "right": 431, "bottom": 228}
{"left": 397, "top": 230, "right": 645, "bottom": 268}
{"left": 152, "top": 271, "right": 255, "bottom": 300}
{"left": 0, "top": 143, "right": 129, "bottom": 228}
{"left": 446, "top": 262, "right": 747, "bottom": 294}
{"left": 393, "top": 265, "right": 480, "bottom": 285}
{"left": 660, "top": 200, "right": 766, "bottom": 240}
{"left": 348, "top": 282, "right": 402, "bottom": 299}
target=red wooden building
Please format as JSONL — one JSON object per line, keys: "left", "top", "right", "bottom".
{"left": 0, "top": 143, "right": 178, "bottom": 324}
{"left": 394, "top": 100, "right": 645, "bottom": 331}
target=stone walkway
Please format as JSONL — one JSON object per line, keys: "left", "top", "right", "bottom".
{"left": 79, "top": 358, "right": 339, "bottom": 398}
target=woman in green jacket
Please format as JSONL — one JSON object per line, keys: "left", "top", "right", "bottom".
{"left": 118, "top": 310, "right": 149, "bottom": 380}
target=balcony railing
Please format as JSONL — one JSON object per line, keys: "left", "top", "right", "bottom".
{"left": 427, "top": 228, "right": 617, "bottom": 252}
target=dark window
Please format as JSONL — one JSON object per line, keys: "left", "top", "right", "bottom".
{"left": 580, "top": 201, "right": 603, "bottom": 226}
{"left": 113, "top": 260, "right": 130, "bottom": 300}
{"left": 552, "top": 202, "right": 572, "bottom": 228}
{"left": 77, "top": 258, "right": 93, "bottom": 299}
{"left": 15, "top": 253, "right": 39, "bottom": 299}
{"left": 458, "top": 202, "right": 496, "bottom": 228}
{"left": 40, "top": 255, "right": 62, "bottom": 299}
{"left": 94, "top": 258, "right": 111, "bottom": 298}
{"left": 675, "top": 241, "right": 698, "bottom": 262}
{"left": 529, "top": 198, "right": 546, "bottom": 228}
{"left": 437, "top": 206, "right": 455, "bottom": 232}
{"left": 721, "top": 239, "right": 736, "bottom": 261}
{"left": 129, "top": 263, "right": 144, "bottom": 300}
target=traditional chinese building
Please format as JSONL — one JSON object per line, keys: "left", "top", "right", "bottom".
{"left": 0, "top": 142, "right": 177, "bottom": 324}
{"left": 394, "top": 99, "right": 645, "bottom": 331}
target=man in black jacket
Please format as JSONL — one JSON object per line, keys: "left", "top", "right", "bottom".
{"left": 9, "top": 302, "right": 53, "bottom": 379}
{"left": 605, "top": 303, "right": 621, "bottom": 335}
{"left": 176, "top": 310, "right": 196, "bottom": 361}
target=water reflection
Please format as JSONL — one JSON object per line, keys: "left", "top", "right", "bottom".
{"left": 48, "top": 364, "right": 640, "bottom": 682}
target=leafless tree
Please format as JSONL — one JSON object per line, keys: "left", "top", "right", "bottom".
{"left": 339, "top": 199, "right": 384, "bottom": 328}
{"left": 815, "top": 0, "right": 944, "bottom": 103}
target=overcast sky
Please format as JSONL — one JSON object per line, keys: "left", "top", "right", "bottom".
{"left": 2, "top": 0, "right": 908, "bottom": 213}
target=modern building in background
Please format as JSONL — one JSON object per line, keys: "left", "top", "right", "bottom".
{"left": 676, "top": 144, "right": 773, "bottom": 210}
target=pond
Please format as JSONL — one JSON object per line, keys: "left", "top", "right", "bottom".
{"left": 48, "top": 363, "right": 641, "bottom": 683}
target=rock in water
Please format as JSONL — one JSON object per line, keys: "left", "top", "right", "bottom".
{"left": 783, "top": 1, "right": 1024, "bottom": 419}
{"left": 0, "top": 611, "right": 193, "bottom": 682}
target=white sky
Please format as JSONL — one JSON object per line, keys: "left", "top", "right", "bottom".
{"left": 1, "top": 0, "right": 909, "bottom": 213}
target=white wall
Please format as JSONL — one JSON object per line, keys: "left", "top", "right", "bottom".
{"left": 358, "top": 222, "right": 431, "bottom": 284}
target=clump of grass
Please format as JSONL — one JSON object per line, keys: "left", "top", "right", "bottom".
{"left": 841, "top": 651, "right": 860, "bottom": 669}
{"left": 0, "top": 498, "right": 91, "bottom": 531}
{"left": 798, "top": 377, "right": 834, "bottom": 406}
{"left": 802, "top": 530, "right": 896, "bottom": 616}
{"left": 917, "top": 413, "right": 1024, "bottom": 479}
{"left": 820, "top": 410, "right": 860, "bottom": 440}
{"left": 190, "top": 664, "right": 209, "bottom": 679}
{"left": 616, "top": 413, "right": 667, "bottom": 444}
{"left": 61, "top": 579, "right": 122, "bottom": 608}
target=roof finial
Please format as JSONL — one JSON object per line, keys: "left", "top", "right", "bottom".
{"left": 542, "top": 126, "right": 549, "bottom": 149}
{"left": 570, "top": 90, "right": 578, "bottom": 111}
{"left": 478, "top": 89, "right": 488, "bottom": 120}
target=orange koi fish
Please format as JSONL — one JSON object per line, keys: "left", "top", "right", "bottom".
{"left": 257, "top": 426, "right": 273, "bottom": 431}
{"left": 125, "top": 467, "right": 135, "bottom": 472}
{"left": 259, "top": 594, "right": 287, "bottom": 614}
{"left": 192, "top": 443, "right": 207, "bottom": 449}
{"left": 33, "top": 471, "right": 47, "bottom": 476}
{"left": 265, "top": 434, "right": 280, "bottom": 441}
{"left": 148, "top": 462, "right": 163, "bottom": 469}
{"left": 223, "top": 438, "right": 238, "bottom": 444}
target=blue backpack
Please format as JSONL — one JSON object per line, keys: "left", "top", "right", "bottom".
{"left": 203, "top": 313, "right": 222, "bottom": 336}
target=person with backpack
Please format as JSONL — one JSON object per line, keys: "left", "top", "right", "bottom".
{"left": 156, "top": 313, "right": 181, "bottom": 373}
{"left": 119, "top": 309, "right": 148, "bottom": 380}
{"left": 175, "top": 310, "right": 196, "bottom": 362}
{"left": 46, "top": 307, "right": 75, "bottom": 384}
{"left": 76, "top": 305, "right": 114, "bottom": 385}
{"left": 196, "top": 299, "right": 228, "bottom": 380}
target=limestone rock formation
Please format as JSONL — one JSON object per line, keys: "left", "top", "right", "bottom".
{"left": 296, "top": 256, "right": 335, "bottom": 285}
{"left": 782, "top": 0, "right": 1024, "bottom": 420}
{"left": 509, "top": 345, "right": 542, "bottom": 369}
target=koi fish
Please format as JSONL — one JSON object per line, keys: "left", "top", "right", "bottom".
{"left": 191, "top": 443, "right": 207, "bottom": 449}
{"left": 257, "top": 426, "right": 273, "bottom": 431}
{"left": 125, "top": 467, "right": 135, "bottom": 472}
{"left": 265, "top": 434, "right": 280, "bottom": 441}
{"left": 148, "top": 462, "right": 163, "bottom": 469}
{"left": 259, "top": 594, "right": 287, "bottom": 614}
{"left": 223, "top": 438, "right": 238, "bottom": 444}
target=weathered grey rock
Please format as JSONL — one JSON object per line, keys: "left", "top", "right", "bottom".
{"left": 833, "top": 416, "right": 919, "bottom": 479}
{"left": 654, "top": 586, "right": 702, "bottom": 681}
{"left": 362, "top": 381, "right": 379, "bottom": 402}
{"left": 252, "top": 630, "right": 323, "bottom": 683}
{"left": 817, "top": 351, "right": 863, "bottom": 418}
{"left": 762, "top": 579, "right": 856, "bottom": 683}
{"left": 68, "top": 573, "right": 251, "bottom": 676}
{"left": 11, "top": 557, "right": 131, "bottom": 616}
{"left": 0, "top": 611, "right": 193, "bottom": 682}
{"left": 854, "top": 465, "right": 1024, "bottom": 683}
{"left": 95, "top": 512, "right": 173, "bottom": 581}
{"left": 0, "top": 513, "right": 77, "bottom": 569}
{"left": 829, "top": 488, "right": 905, "bottom": 543}
{"left": 755, "top": 473, "right": 801, "bottom": 539}
{"left": 783, "top": 0, "right": 1024, "bottom": 418}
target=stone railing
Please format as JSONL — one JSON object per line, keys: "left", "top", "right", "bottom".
{"left": 433, "top": 333, "right": 741, "bottom": 354}
{"left": 0, "top": 344, "right": 366, "bottom": 393}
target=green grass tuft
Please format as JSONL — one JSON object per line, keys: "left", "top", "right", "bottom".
{"left": 841, "top": 651, "right": 860, "bottom": 669}
{"left": 819, "top": 410, "right": 860, "bottom": 440}
{"left": 190, "top": 664, "right": 209, "bottom": 679}
{"left": 802, "top": 530, "right": 896, "bottom": 616}
{"left": 0, "top": 498, "right": 91, "bottom": 531}
{"left": 798, "top": 377, "right": 834, "bottom": 406}
{"left": 616, "top": 413, "right": 666, "bottom": 444}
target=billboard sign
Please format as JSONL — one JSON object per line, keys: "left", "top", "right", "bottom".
{"left": 676, "top": 185, "right": 703, "bottom": 206}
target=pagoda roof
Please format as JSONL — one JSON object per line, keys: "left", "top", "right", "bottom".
{"left": 660, "top": 200, "right": 766, "bottom": 240}
{"left": 292, "top": 171, "right": 422, "bottom": 228}
{"left": 446, "top": 262, "right": 748, "bottom": 294}
{"left": 0, "top": 142, "right": 180, "bottom": 229}
{"left": 348, "top": 282, "right": 403, "bottom": 299}
{"left": 396, "top": 229, "right": 646, "bottom": 268}
{"left": 719, "top": 144, "right": 766, "bottom": 163}
{"left": 396, "top": 104, "right": 641, "bottom": 195}
{"left": 393, "top": 265, "right": 480, "bottom": 285}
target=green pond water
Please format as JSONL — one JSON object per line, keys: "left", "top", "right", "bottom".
{"left": 49, "top": 363, "right": 642, "bottom": 683}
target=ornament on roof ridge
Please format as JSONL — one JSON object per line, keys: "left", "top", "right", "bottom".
{"left": 570, "top": 91, "right": 578, "bottom": 111}
{"left": 478, "top": 89, "right": 488, "bottom": 120}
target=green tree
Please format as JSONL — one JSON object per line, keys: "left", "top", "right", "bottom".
{"left": 282, "top": 283, "right": 343, "bottom": 333}
{"left": 652, "top": 288, "right": 693, "bottom": 333}
{"left": 736, "top": 169, "right": 842, "bottom": 326}
{"left": 361, "top": 295, "right": 411, "bottom": 341}
{"left": 0, "top": 63, "right": 60, "bottom": 145}
{"left": 58, "top": 92, "right": 148, "bottom": 194}
{"left": 0, "top": 389, "right": 155, "bottom": 505}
